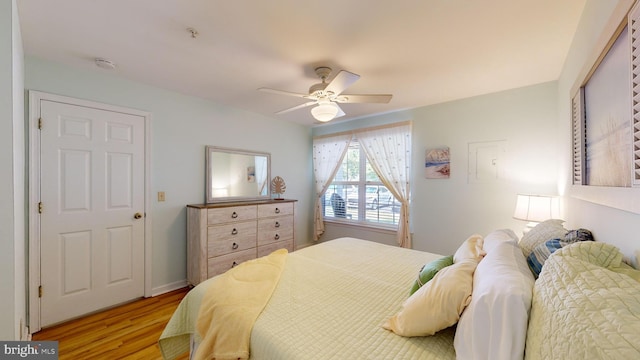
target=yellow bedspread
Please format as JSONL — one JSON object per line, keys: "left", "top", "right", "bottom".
{"left": 159, "top": 238, "right": 456, "bottom": 359}
{"left": 525, "top": 242, "right": 640, "bottom": 359}
{"left": 194, "top": 249, "right": 288, "bottom": 360}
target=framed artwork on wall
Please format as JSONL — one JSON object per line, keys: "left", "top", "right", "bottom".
{"left": 569, "top": 0, "right": 640, "bottom": 214}
{"left": 579, "top": 23, "right": 631, "bottom": 187}
{"left": 425, "top": 147, "right": 450, "bottom": 179}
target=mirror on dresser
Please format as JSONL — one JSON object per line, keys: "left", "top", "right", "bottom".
{"left": 205, "top": 146, "right": 271, "bottom": 203}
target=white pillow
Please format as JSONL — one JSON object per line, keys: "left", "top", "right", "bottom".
{"left": 482, "top": 229, "right": 518, "bottom": 254}
{"left": 383, "top": 259, "right": 477, "bottom": 337}
{"left": 518, "top": 219, "right": 566, "bottom": 258}
{"left": 453, "top": 234, "right": 486, "bottom": 263}
{"left": 454, "top": 240, "right": 535, "bottom": 360}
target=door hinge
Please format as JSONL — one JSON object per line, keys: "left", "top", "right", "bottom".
{"left": 38, "top": 285, "right": 42, "bottom": 298}
{"left": 38, "top": 117, "right": 42, "bottom": 130}
{"left": 38, "top": 202, "right": 43, "bottom": 214}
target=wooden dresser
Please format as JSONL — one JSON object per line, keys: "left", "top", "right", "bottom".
{"left": 186, "top": 199, "right": 296, "bottom": 286}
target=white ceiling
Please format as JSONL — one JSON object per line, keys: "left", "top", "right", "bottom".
{"left": 17, "top": 0, "right": 586, "bottom": 126}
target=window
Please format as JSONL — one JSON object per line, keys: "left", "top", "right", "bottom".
{"left": 322, "top": 140, "right": 401, "bottom": 226}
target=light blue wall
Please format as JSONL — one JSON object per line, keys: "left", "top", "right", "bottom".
{"left": 314, "top": 82, "right": 559, "bottom": 256}
{"left": 25, "top": 56, "right": 314, "bottom": 292}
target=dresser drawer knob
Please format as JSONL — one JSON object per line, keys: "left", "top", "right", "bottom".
{"left": 231, "top": 211, "right": 238, "bottom": 219}
{"left": 231, "top": 228, "right": 238, "bottom": 235}
{"left": 275, "top": 221, "right": 280, "bottom": 228}
{"left": 232, "top": 261, "right": 238, "bottom": 268}
{"left": 274, "top": 234, "right": 280, "bottom": 240}
{"left": 275, "top": 208, "right": 280, "bottom": 214}
{"left": 232, "top": 242, "right": 238, "bottom": 250}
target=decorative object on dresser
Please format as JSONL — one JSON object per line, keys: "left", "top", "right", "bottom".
{"left": 270, "top": 176, "right": 286, "bottom": 200}
{"left": 187, "top": 199, "right": 296, "bottom": 286}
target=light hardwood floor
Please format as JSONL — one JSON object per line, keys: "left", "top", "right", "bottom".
{"left": 32, "top": 287, "right": 190, "bottom": 360}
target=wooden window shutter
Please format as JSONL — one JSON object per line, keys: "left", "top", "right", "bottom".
{"left": 631, "top": 2, "right": 640, "bottom": 186}
{"left": 572, "top": 90, "right": 586, "bottom": 185}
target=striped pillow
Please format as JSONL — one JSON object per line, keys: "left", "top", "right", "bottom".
{"left": 527, "top": 239, "right": 568, "bottom": 277}
{"left": 519, "top": 219, "right": 567, "bottom": 258}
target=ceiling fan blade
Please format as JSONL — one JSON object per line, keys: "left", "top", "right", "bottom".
{"left": 335, "top": 94, "right": 393, "bottom": 104}
{"left": 258, "top": 87, "right": 308, "bottom": 98}
{"left": 325, "top": 70, "right": 360, "bottom": 95}
{"left": 334, "top": 103, "right": 346, "bottom": 118}
{"left": 274, "top": 101, "right": 317, "bottom": 115}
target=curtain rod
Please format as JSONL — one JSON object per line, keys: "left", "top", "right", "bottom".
{"left": 312, "top": 120, "right": 412, "bottom": 140}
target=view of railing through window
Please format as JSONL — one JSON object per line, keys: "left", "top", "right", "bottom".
{"left": 322, "top": 141, "right": 401, "bottom": 226}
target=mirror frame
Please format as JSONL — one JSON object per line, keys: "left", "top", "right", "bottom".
{"left": 205, "top": 146, "right": 271, "bottom": 203}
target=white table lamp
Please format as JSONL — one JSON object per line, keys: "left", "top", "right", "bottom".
{"left": 513, "top": 194, "right": 560, "bottom": 234}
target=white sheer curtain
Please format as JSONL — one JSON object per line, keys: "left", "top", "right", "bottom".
{"left": 355, "top": 122, "right": 412, "bottom": 248}
{"left": 312, "top": 134, "right": 352, "bottom": 241}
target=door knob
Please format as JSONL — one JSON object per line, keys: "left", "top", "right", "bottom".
{"left": 134, "top": 212, "right": 143, "bottom": 219}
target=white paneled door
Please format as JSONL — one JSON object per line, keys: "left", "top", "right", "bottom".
{"left": 38, "top": 99, "right": 145, "bottom": 327}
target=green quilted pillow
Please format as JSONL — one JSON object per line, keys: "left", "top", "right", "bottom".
{"left": 409, "top": 255, "right": 454, "bottom": 295}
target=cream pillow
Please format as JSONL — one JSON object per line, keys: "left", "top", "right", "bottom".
{"left": 454, "top": 234, "right": 486, "bottom": 263}
{"left": 383, "top": 259, "right": 477, "bottom": 337}
{"left": 518, "top": 219, "right": 566, "bottom": 258}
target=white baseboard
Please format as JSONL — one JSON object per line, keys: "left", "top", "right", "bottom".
{"left": 151, "top": 280, "right": 189, "bottom": 297}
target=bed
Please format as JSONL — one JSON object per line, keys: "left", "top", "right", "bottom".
{"left": 159, "top": 237, "right": 457, "bottom": 359}
{"left": 159, "top": 223, "right": 640, "bottom": 360}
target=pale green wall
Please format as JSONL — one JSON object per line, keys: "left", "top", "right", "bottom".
{"left": 11, "top": 0, "right": 25, "bottom": 341}
{"left": 0, "top": 0, "right": 16, "bottom": 340}
{"left": 558, "top": 0, "right": 640, "bottom": 260}
{"left": 25, "top": 56, "right": 314, "bottom": 292}
{"left": 410, "top": 82, "right": 559, "bottom": 255}
{"left": 314, "top": 82, "right": 559, "bottom": 256}
{"left": 1, "top": 0, "right": 26, "bottom": 341}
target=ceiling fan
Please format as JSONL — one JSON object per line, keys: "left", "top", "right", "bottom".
{"left": 259, "top": 67, "right": 392, "bottom": 122}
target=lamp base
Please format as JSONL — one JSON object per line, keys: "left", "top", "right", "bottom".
{"left": 522, "top": 222, "right": 539, "bottom": 237}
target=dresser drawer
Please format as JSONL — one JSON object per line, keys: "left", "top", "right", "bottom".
{"left": 258, "top": 239, "right": 294, "bottom": 258}
{"left": 207, "top": 222, "right": 256, "bottom": 257}
{"left": 208, "top": 205, "right": 257, "bottom": 224}
{"left": 188, "top": 200, "right": 296, "bottom": 286}
{"left": 208, "top": 248, "right": 257, "bottom": 277}
{"left": 258, "top": 202, "right": 293, "bottom": 218}
{"left": 257, "top": 216, "right": 294, "bottom": 246}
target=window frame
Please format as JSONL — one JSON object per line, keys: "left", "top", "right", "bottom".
{"left": 322, "top": 139, "right": 400, "bottom": 229}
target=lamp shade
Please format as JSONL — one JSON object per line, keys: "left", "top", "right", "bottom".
{"left": 311, "top": 102, "right": 339, "bottom": 122}
{"left": 513, "top": 194, "right": 560, "bottom": 222}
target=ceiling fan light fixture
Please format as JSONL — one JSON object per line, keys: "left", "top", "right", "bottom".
{"left": 311, "top": 102, "right": 339, "bottom": 122}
